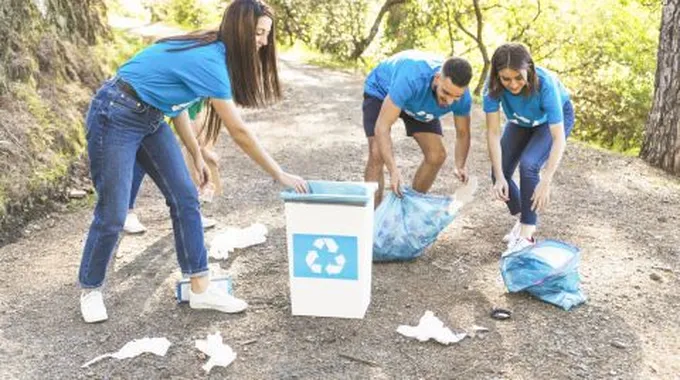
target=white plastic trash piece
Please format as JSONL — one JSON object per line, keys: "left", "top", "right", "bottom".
{"left": 209, "top": 223, "right": 268, "bottom": 259}
{"left": 397, "top": 310, "right": 467, "bottom": 345}
{"left": 449, "top": 176, "right": 478, "bottom": 213}
{"left": 81, "top": 337, "right": 172, "bottom": 368}
{"left": 195, "top": 332, "right": 237, "bottom": 373}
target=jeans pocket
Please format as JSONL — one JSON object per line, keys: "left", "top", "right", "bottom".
{"left": 110, "top": 92, "right": 148, "bottom": 114}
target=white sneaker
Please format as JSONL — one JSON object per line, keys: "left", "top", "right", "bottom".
{"left": 201, "top": 215, "right": 217, "bottom": 230}
{"left": 189, "top": 282, "right": 247, "bottom": 313}
{"left": 502, "top": 220, "right": 521, "bottom": 244}
{"left": 80, "top": 290, "right": 108, "bottom": 323}
{"left": 123, "top": 213, "right": 147, "bottom": 234}
{"left": 502, "top": 236, "right": 536, "bottom": 257}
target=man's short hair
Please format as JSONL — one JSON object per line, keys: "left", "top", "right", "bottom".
{"left": 442, "top": 57, "right": 472, "bottom": 87}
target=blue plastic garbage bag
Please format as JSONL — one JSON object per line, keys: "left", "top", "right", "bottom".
{"left": 500, "top": 239, "right": 587, "bottom": 311}
{"left": 280, "top": 180, "right": 375, "bottom": 206}
{"left": 373, "top": 187, "right": 456, "bottom": 262}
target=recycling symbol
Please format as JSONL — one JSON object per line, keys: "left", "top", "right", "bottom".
{"left": 305, "top": 237, "right": 346, "bottom": 275}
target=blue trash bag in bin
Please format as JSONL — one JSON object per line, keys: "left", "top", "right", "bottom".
{"left": 373, "top": 187, "right": 456, "bottom": 262}
{"left": 500, "top": 239, "right": 587, "bottom": 311}
{"left": 280, "top": 180, "right": 375, "bottom": 205}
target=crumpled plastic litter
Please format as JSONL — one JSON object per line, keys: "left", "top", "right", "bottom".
{"left": 81, "top": 337, "right": 172, "bottom": 368}
{"left": 396, "top": 310, "right": 467, "bottom": 345}
{"left": 468, "top": 325, "right": 490, "bottom": 338}
{"left": 195, "top": 332, "right": 237, "bottom": 373}
{"left": 373, "top": 177, "right": 477, "bottom": 262}
{"left": 209, "top": 223, "right": 268, "bottom": 259}
{"left": 501, "top": 239, "right": 587, "bottom": 311}
{"left": 449, "top": 176, "right": 478, "bottom": 213}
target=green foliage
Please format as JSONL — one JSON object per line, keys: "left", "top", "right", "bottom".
{"left": 532, "top": 1, "right": 659, "bottom": 152}
{"left": 140, "top": 0, "right": 660, "bottom": 154}
{"left": 147, "top": 0, "right": 224, "bottom": 29}
{"left": 95, "top": 29, "right": 146, "bottom": 75}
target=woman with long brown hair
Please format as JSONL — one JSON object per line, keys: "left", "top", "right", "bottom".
{"left": 78, "top": 0, "right": 306, "bottom": 323}
{"left": 484, "top": 43, "right": 574, "bottom": 256}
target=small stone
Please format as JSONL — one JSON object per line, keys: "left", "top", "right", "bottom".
{"left": 610, "top": 340, "right": 628, "bottom": 349}
{"left": 610, "top": 370, "right": 617, "bottom": 375}
{"left": 657, "top": 216, "right": 668, "bottom": 223}
{"left": 650, "top": 273, "right": 663, "bottom": 282}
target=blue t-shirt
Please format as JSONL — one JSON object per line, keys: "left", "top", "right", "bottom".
{"left": 364, "top": 50, "right": 472, "bottom": 122}
{"left": 118, "top": 41, "right": 232, "bottom": 117}
{"left": 482, "top": 66, "right": 570, "bottom": 127}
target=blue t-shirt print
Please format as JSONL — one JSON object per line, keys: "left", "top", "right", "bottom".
{"left": 364, "top": 50, "right": 472, "bottom": 122}
{"left": 482, "top": 66, "right": 570, "bottom": 128}
{"left": 118, "top": 41, "right": 232, "bottom": 117}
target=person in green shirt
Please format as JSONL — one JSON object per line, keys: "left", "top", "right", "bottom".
{"left": 123, "top": 99, "right": 219, "bottom": 233}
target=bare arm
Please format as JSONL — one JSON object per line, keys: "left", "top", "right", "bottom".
{"left": 531, "top": 123, "right": 566, "bottom": 212}
{"left": 486, "top": 111, "right": 503, "bottom": 179}
{"left": 210, "top": 98, "right": 307, "bottom": 192}
{"left": 542, "top": 123, "right": 566, "bottom": 181}
{"left": 173, "top": 110, "right": 201, "bottom": 157}
{"left": 374, "top": 95, "right": 403, "bottom": 194}
{"left": 486, "top": 111, "right": 509, "bottom": 201}
{"left": 453, "top": 114, "right": 471, "bottom": 182}
{"left": 172, "top": 110, "right": 209, "bottom": 187}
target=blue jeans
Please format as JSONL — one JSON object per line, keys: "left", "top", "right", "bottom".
{"left": 79, "top": 78, "right": 208, "bottom": 288}
{"left": 492, "top": 100, "right": 575, "bottom": 226}
{"left": 129, "top": 162, "right": 145, "bottom": 209}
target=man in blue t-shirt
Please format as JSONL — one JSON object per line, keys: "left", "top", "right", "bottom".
{"left": 363, "top": 50, "right": 473, "bottom": 205}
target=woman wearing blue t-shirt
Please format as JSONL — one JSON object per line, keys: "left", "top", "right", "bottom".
{"left": 78, "top": 0, "right": 307, "bottom": 323}
{"left": 484, "top": 43, "right": 575, "bottom": 255}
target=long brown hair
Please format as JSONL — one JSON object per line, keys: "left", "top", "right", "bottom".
{"left": 487, "top": 43, "right": 538, "bottom": 99}
{"left": 157, "top": 0, "right": 281, "bottom": 143}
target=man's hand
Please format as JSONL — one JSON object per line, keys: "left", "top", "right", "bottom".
{"left": 454, "top": 166, "right": 469, "bottom": 183}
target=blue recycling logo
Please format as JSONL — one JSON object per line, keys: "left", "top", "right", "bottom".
{"left": 293, "top": 234, "right": 358, "bottom": 280}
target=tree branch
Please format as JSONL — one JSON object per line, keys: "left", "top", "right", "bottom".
{"left": 350, "top": 0, "right": 406, "bottom": 60}
{"left": 511, "top": 0, "right": 541, "bottom": 41}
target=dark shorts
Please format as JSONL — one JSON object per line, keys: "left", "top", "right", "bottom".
{"left": 362, "top": 93, "right": 442, "bottom": 137}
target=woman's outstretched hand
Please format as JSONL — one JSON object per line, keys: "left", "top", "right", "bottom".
{"left": 277, "top": 172, "right": 308, "bottom": 193}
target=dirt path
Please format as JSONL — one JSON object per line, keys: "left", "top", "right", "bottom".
{"left": 0, "top": 56, "right": 679, "bottom": 379}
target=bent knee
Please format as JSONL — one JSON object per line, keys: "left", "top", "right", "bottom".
{"left": 424, "top": 148, "right": 447, "bottom": 167}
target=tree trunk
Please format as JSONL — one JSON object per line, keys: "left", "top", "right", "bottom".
{"left": 349, "top": 0, "right": 405, "bottom": 60}
{"left": 452, "top": 0, "right": 489, "bottom": 96}
{"left": 640, "top": 0, "right": 680, "bottom": 175}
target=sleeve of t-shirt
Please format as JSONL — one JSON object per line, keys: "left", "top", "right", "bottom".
{"left": 181, "top": 52, "right": 232, "bottom": 100}
{"left": 482, "top": 77, "right": 500, "bottom": 113}
{"left": 541, "top": 75, "right": 563, "bottom": 124}
{"left": 387, "top": 73, "right": 416, "bottom": 109}
{"left": 451, "top": 89, "right": 472, "bottom": 116}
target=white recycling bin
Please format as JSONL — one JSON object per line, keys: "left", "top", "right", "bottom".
{"left": 280, "top": 180, "right": 378, "bottom": 319}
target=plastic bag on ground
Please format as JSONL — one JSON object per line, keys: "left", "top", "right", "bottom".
{"left": 500, "top": 239, "right": 587, "bottom": 311}
{"left": 81, "top": 337, "right": 172, "bottom": 368}
{"left": 373, "top": 178, "right": 477, "bottom": 262}
{"left": 195, "top": 332, "right": 236, "bottom": 373}
{"left": 396, "top": 310, "right": 467, "bottom": 345}
{"left": 209, "top": 223, "right": 268, "bottom": 259}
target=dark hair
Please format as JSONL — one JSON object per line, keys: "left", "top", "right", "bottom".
{"left": 157, "top": 0, "right": 280, "bottom": 143}
{"left": 442, "top": 57, "right": 472, "bottom": 87}
{"left": 488, "top": 42, "right": 538, "bottom": 99}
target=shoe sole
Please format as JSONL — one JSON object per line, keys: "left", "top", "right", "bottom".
{"left": 123, "top": 229, "right": 147, "bottom": 235}
{"left": 189, "top": 302, "right": 247, "bottom": 314}
{"left": 83, "top": 314, "right": 108, "bottom": 323}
